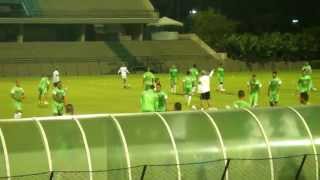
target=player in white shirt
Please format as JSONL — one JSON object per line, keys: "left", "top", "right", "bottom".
{"left": 52, "top": 69, "right": 60, "bottom": 87}
{"left": 118, "top": 64, "right": 130, "bottom": 88}
{"left": 198, "top": 69, "right": 214, "bottom": 110}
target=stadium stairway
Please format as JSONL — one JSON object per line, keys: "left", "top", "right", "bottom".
{"left": 0, "top": 40, "right": 219, "bottom": 76}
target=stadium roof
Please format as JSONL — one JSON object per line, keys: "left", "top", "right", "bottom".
{"left": 0, "top": 0, "right": 158, "bottom": 24}
{"left": 148, "top": 17, "right": 184, "bottom": 27}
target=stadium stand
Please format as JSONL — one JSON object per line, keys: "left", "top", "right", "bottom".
{"left": 0, "top": 40, "right": 217, "bottom": 76}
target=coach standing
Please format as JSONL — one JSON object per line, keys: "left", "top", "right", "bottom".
{"left": 198, "top": 69, "right": 214, "bottom": 110}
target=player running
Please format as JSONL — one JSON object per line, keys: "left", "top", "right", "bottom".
{"left": 155, "top": 83, "right": 168, "bottom": 112}
{"left": 143, "top": 67, "right": 155, "bottom": 90}
{"left": 11, "top": 80, "right": 25, "bottom": 119}
{"left": 118, "top": 64, "right": 130, "bottom": 88}
{"left": 268, "top": 71, "right": 282, "bottom": 107}
{"left": 169, "top": 65, "right": 178, "bottom": 94}
{"left": 247, "top": 74, "right": 262, "bottom": 107}
{"left": 52, "top": 81, "right": 66, "bottom": 116}
{"left": 183, "top": 71, "right": 194, "bottom": 106}
{"left": 190, "top": 64, "right": 199, "bottom": 93}
{"left": 38, "top": 75, "right": 50, "bottom": 105}
{"left": 233, "top": 90, "right": 250, "bottom": 108}
{"left": 216, "top": 63, "right": 226, "bottom": 92}
{"left": 297, "top": 70, "right": 313, "bottom": 102}
{"left": 140, "top": 85, "right": 158, "bottom": 112}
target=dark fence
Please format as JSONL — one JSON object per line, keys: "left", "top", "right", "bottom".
{"left": 0, "top": 154, "right": 318, "bottom": 180}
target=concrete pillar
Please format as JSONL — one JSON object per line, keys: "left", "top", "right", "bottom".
{"left": 17, "top": 24, "right": 24, "bottom": 43}
{"left": 79, "top": 24, "right": 86, "bottom": 42}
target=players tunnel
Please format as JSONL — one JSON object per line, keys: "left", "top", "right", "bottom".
{"left": 0, "top": 106, "right": 319, "bottom": 180}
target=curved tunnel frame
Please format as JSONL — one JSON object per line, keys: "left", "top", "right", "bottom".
{"left": 0, "top": 107, "right": 318, "bottom": 180}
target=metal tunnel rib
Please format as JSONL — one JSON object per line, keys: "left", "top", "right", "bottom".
{"left": 201, "top": 110, "right": 229, "bottom": 180}
{"left": 0, "top": 128, "right": 10, "bottom": 180}
{"left": 111, "top": 115, "right": 133, "bottom": 180}
{"left": 243, "top": 108, "right": 275, "bottom": 180}
{"left": 155, "top": 112, "right": 182, "bottom": 180}
{"left": 34, "top": 119, "right": 53, "bottom": 172}
{"left": 288, "top": 107, "right": 319, "bottom": 180}
{"left": 74, "top": 117, "right": 93, "bottom": 180}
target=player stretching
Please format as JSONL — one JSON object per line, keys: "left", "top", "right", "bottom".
{"left": 11, "top": 80, "right": 25, "bottom": 119}
{"left": 199, "top": 70, "right": 214, "bottom": 110}
{"left": 268, "top": 71, "right": 282, "bottom": 107}
{"left": 190, "top": 64, "right": 199, "bottom": 93}
{"left": 143, "top": 67, "right": 155, "bottom": 90}
{"left": 247, "top": 74, "right": 262, "bottom": 107}
{"left": 38, "top": 75, "right": 50, "bottom": 105}
{"left": 183, "top": 71, "right": 194, "bottom": 106}
{"left": 155, "top": 84, "right": 168, "bottom": 112}
{"left": 216, "top": 64, "right": 226, "bottom": 92}
{"left": 297, "top": 70, "right": 312, "bottom": 103}
{"left": 169, "top": 65, "right": 178, "bottom": 94}
{"left": 118, "top": 64, "right": 130, "bottom": 88}
{"left": 52, "top": 81, "right": 66, "bottom": 116}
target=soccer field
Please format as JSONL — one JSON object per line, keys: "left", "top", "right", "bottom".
{"left": 0, "top": 70, "right": 319, "bottom": 119}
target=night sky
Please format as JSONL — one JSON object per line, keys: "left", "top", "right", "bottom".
{"left": 151, "top": 0, "right": 320, "bottom": 33}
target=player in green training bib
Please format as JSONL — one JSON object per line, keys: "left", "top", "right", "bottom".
{"left": 216, "top": 63, "right": 226, "bottom": 92}
{"left": 52, "top": 81, "right": 66, "bottom": 116}
{"left": 189, "top": 64, "right": 199, "bottom": 93}
{"left": 169, "top": 65, "right": 178, "bottom": 94}
{"left": 11, "top": 80, "right": 25, "bottom": 119}
{"left": 247, "top": 74, "right": 262, "bottom": 107}
{"left": 183, "top": 71, "right": 194, "bottom": 106}
{"left": 143, "top": 67, "right": 155, "bottom": 90}
{"left": 233, "top": 90, "right": 250, "bottom": 108}
{"left": 140, "top": 85, "right": 158, "bottom": 112}
{"left": 155, "top": 84, "right": 168, "bottom": 112}
{"left": 297, "top": 70, "right": 313, "bottom": 102}
{"left": 268, "top": 71, "right": 282, "bottom": 107}
{"left": 38, "top": 75, "right": 50, "bottom": 105}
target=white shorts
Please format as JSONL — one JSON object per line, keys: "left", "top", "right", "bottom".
{"left": 121, "top": 75, "right": 127, "bottom": 79}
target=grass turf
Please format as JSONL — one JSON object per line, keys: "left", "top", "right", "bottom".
{"left": 0, "top": 70, "right": 319, "bottom": 119}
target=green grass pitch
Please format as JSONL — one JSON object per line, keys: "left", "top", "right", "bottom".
{"left": 0, "top": 70, "right": 319, "bottom": 119}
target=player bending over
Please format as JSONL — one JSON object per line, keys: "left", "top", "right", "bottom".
{"left": 140, "top": 85, "right": 158, "bottom": 112}
{"left": 143, "top": 67, "right": 155, "bottom": 90}
{"left": 247, "top": 74, "right": 262, "bottom": 107}
{"left": 198, "top": 70, "right": 214, "bottom": 110}
{"left": 233, "top": 90, "right": 250, "bottom": 108}
{"left": 216, "top": 63, "right": 226, "bottom": 92}
{"left": 11, "top": 80, "right": 25, "bottom": 119}
{"left": 38, "top": 75, "right": 50, "bottom": 105}
{"left": 183, "top": 71, "right": 194, "bottom": 106}
{"left": 118, "top": 64, "right": 130, "bottom": 88}
{"left": 190, "top": 64, "right": 199, "bottom": 93}
{"left": 155, "top": 83, "right": 168, "bottom": 112}
{"left": 169, "top": 65, "right": 178, "bottom": 94}
{"left": 268, "top": 71, "right": 282, "bottom": 107}
{"left": 52, "top": 81, "right": 66, "bottom": 116}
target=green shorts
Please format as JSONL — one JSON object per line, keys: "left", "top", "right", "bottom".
{"left": 269, "top": 93, "right": 279, "bottom": 103}
{"left": 13, "top": 100, "right": 22, "bottom": 112}
{"left": 218, "top": 76, "right": 224, "bottom": 84}
{"left": 170, "top": 78, "right": 177, "bottom": 86}
{"left": 39, "top": 87, "right": 48, "bottom": 96}
{"left": 53, "top": 102, "right": 65, "bottom": 115}
{"left": 184, "top": 87, "right": 192, "bottom": 95}
{"left": 249, "top": 93, "right": 259, "bottom": 107}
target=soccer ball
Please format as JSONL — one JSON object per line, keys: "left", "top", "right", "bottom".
{"left": 191, "top": 105, "right": 197, "bottom": 110}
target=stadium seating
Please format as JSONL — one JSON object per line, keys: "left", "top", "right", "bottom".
{"left": 0, "top": 40, "right": 217, "bottom": 76}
